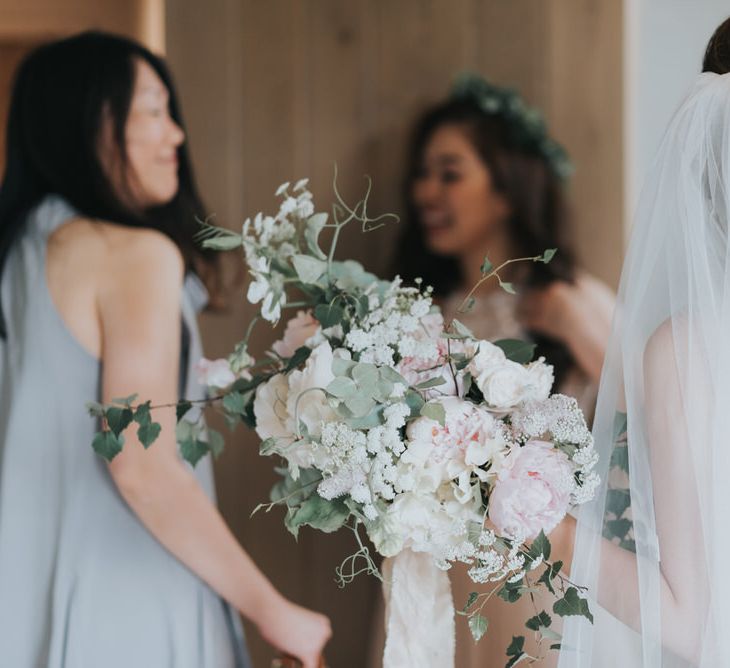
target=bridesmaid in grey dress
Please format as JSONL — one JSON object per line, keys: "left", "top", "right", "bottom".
{"left": 0, "top": 32, "right": 331, "bottom": 668}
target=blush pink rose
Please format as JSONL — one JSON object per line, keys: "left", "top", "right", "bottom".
{"left": 272, "top": 310, "right": 321, "bottom": 358}
{"left": 488, "top": 440, "right": 573, "bottom": 540}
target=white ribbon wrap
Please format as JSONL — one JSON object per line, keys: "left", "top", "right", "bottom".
{"left": 382, "top": 549, "right": 455, "bottom": 668}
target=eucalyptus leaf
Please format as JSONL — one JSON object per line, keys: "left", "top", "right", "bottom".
{"left": 352, "top": 363, "right": 378, "bottom": 387}
{"left": 420, "top": 402, "right": 446, "bottom": 426}
{"left": 345, "top": 394, "right": 376, "bottom": 418}
{"left": 332, "top": 357, "right": 356, "bottom": 377}
{"left": 327, "top": 376, "right": 358, "bottom": 399}
{"left": 405, "top": 390, "right": 425, "bottom": 416}
{"left": 415, "top": 376, "right": 447, "bottom": 390}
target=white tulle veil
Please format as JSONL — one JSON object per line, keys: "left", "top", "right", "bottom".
{"left": 559, "top": 72, "right": 730, "bottom": 667}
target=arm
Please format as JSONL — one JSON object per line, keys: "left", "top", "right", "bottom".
{"left": 98, "top": 229, "right": 330, "bottom": 667}
{"left": 518, "top": 275, "right": 615, "bottom": 384}
{"left": 550, "top": 321, "right": 709, "bottom": 662}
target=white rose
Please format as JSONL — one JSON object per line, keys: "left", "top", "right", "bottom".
{"left": 524, "top": 357, "right": 554, "bottom": 402}
{"left": 253, "top": 373, "right": 292, "bottom": 441}
{"left": 195, "top": 357, "right": 237, "bottom": 389}
{"left": 475, "top": 361, "right": 530, "bottom": 409}
{"left": 285, "top": 341, "right": 337, "bottom": 439}
{"left": 467, "top": 341, "right": 507, "bottom": 377}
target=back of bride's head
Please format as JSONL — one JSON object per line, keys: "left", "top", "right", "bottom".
{"left": 704, "top": 16, "right": 730, "bottom": 74}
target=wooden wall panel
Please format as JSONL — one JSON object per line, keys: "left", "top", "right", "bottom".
{"left": 166, "top": 2, "right": 625, "bottom": 666}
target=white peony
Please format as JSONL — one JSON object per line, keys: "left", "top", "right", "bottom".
{"left": 476, "top": 361, "right": 531, "bottom": 409}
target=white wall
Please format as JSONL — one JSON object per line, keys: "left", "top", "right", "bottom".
{"left": 625, "top": 0, "right": 729, "bottom": 226}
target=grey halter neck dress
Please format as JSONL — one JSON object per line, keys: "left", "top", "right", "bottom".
{"left": 0, "top": 195, "right": 251, "bottom": 667}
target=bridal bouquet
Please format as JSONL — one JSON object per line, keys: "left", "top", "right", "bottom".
{"left": 89, "top": 177, "right": 598, "bottom": 667}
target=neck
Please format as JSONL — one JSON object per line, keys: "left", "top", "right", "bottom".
{"left": 459, "top": 229, "right": 515, "bottom": 297}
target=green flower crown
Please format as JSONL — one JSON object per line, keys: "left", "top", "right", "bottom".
{"left": 451, "top": 73, "right": 573, "bottom": 180}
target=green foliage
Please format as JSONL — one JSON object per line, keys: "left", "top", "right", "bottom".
{"left": 537, "top": 560, "right": 563, "bottom": 595}
{"left": 493, "top": 339, "right": 537, "bottom": 364}
{"left": 525, "top": 610, "right": 552, "bottom": 632}
{"left": 285, "top": 494, "right": 349, "bottom": 539}
{"left": 553, "top": 586, "right": 594, "bottom": 623}
{"left": 529, "top": 530, "right": 551, "bottom": 562}
{"left": 176, "top": 400, "right": 193, "bottom": 422}
{"left": 314, "top": 302, "right": 345, "bottom": 329}
{"left": 498, "top": 578, "right": 525, "bottom": 603}
{"left": 505, "top": 636, "right": 526, "bottom": 667}
{"left": 304, "top": 213, "right": 329, "bottom": 260}
{"left": 463, "top": 591, "right": 479, "bottom": 612}
{"left": 500, "top": 281, "right": 517, "bottom": 295}
{"left": 541, "top": 248, "right": 557, "bottom": 264}
{"left": 468, "top": 614, "right": 489, "bottom": 642}
{"left": 420, "top": 402, "right": 446, "bottom": 426}
{"left": 92, "top": 431, "right": 124, "bottom": 461}
{"left": 291, "top": 254, "right": 327, "bottom": 284}
{"left": 105, "top": 406, "right": 133, "bottom": 437}
{"left": 480, "top": 255, "right": 493, "bottom": 275}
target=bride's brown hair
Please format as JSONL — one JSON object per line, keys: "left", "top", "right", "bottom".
{"left": 703, "top": 16, "right": 730, "bottom": 74}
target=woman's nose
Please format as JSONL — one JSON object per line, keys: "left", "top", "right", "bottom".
{"left": 169, "top": 119, "right": 185, "bottom": 147}
{"left": 413, "top": 175, "right": 441, "bottom": 207}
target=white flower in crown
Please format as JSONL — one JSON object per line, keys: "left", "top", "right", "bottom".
{"left": 246, "top": 256, "right": 286, "bottom": 323}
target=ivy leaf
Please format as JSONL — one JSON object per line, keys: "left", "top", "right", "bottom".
{"left": 611, "top": 444, "right": 629, "bottom": 473}
{"left": 420, "top": 402, "right": 446, "bottom": 426}
{"left": 291, "top": 254, "right": 327, "bottom": 284}
{"left": 463, "top": 592, "right": 479, "bottom": 612}
{"left": 541, "top": 248, "right": 557, "bottom": 264}
{"left": 525, "top": 610, "right": 552, "bottom": 631}
{"left": 314, "top": 303, "right": 345, "bottom": 329}
{"left": 480, "top": 255, "right": 493, "bottom": 275}
{"left": 86, "top": 401, "right": 106, "bottom": 418}
{"left": 207, "top": 428, "right": 225, "bottom": 458}
{"left": 111, "top": 393, "right": 138, "bottom": 407}
{"left": 179, "top": 438, "right": 209, "bottom": 467}
{"left": 506, "top": 636, "right": 527, "bottom": 667}
{"left": 498, "top": 579, "right": 525, "bottom": 603}
{"left": 605, "top": 518, "right": 632, "bottom": 540}
{"left": 493, "top": 339, "right": 536, "bottom": 364}
{"left": 537, "top": 560, "right": 563, "bottom": 595}
{"left": 106, "top": 406, "right": 134, "bottom": 437}
{"left": 92, "top": 430, "right": 124, "bottom": 461}
{"left": 529, "top": 530, "right": 551, "bottom": 561}
{"left": 133, "top": 401, "right": 152, "bottom": 426}
{"left": 222, "top": 391, "right": 247, "bottom": 417}
{"left": 553, "top": 587, "right": 594, "bottom": 623}
{"left": 176, "top": 400, "right": 193, "bottom": 422}
{"left": 138, "top": 421, "right": 161, "bottom": 448}
{"left": 613, "top": 410, "right": 628, "bottom": 441}
{"left": 468, "top": 614, "right": 488, "bottom": 642}
{"left": 606, "top": 488, "right": 631, "bottom": 517}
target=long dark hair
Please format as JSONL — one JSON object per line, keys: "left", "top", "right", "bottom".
{"left": 395, "top": 97, "right": 578, "bottom": 388}
{"left": 0, "top": 30, "right": 219, "bottom": 335}
{"left": 704, "top": 16, "right": 730, "bottom": 74}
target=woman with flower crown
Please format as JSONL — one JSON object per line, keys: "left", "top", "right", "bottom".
{"left": 367, "top": 75, "right": 615, "bottom": 666}
{"left": 0, "top": 32, "right": 330, "bottom": 667}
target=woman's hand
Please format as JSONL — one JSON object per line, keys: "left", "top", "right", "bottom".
{"left": 256, "top": 595, "right": 332, "bottom": 668}
{"left": 518, "top": 275, "right": 615, "bottom": 383}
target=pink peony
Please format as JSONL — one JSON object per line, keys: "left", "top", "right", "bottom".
{"left": 488, "top": 440, "right": 573, "bottom": 540}
{"left": 272, "top": 310, "right": 321, "bottom": 358}
{"left": 195, "top": 358, "right": 236, "bottom": 389}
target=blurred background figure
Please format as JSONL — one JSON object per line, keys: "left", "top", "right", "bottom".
{"left": 378, "top": 74, "right": 614, "bottom": 665}
{"left": 0, "top": 2, "right": 727, "bottom": 666}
